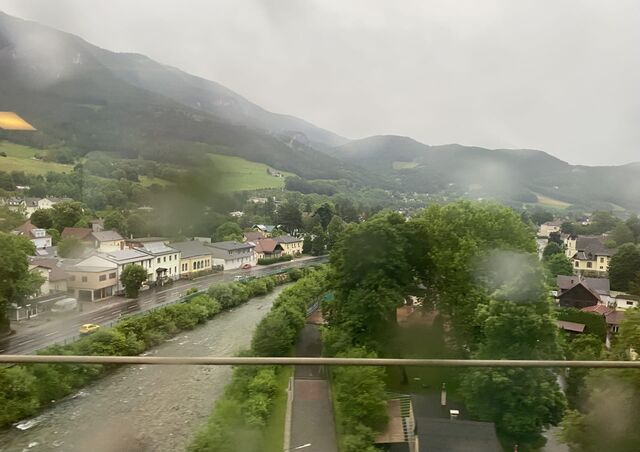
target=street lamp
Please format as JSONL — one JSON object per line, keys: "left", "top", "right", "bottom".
{"left": 284, "top": 444, "right": 311, "bottom": 451}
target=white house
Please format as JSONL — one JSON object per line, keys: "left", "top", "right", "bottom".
{"left": 208, "top": 241, "right": 256, "bottom": 270}
{"left": 138, "top": 241, "right": 182, "bottom": 282}
{"left": 13, "top": 220, "right": 52, "bottom": 249}
{"left": 75, "top": 249, "right": 152, "bottom": 294}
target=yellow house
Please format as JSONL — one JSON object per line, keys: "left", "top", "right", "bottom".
{"left": 170, "top": 241, "right": 214, "bottom": 277}
{"left": 274, "top": 235, "right": 303, "bottom": 256}
{"left": 564, "top": 234, "right": 615, "bottom": 273}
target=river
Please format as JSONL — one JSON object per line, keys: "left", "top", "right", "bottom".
{"left": 0, "top": 287, "right": 284, "bottom": 452}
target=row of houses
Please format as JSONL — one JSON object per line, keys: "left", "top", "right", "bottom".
{"left": 1, "top": 196, "right": 73, "bottom": 216}
{"left": 555, "top": 274, "right": 637, "bottom": 339}
{"left": 18, "top": 226, "right": 304, "bottom": 303}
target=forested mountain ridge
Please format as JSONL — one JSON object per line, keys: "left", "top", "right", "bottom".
{"left": 328, "top": 135, "right": 640, "bottom": 211}
{"left": 0, "top": 11, "right": 356, "bottom": 181}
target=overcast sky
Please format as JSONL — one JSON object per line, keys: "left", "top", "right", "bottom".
{"left": 2, "top": 0, "right": 640, "bottom": 165}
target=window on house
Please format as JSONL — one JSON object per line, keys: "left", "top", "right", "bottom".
{"left": 174, "top": 266, "right": 177, "bottom": 273}
{"left": 99, "top": 275, "right": 106, "bottom": 281}
{"left": 109, "top": 272, "right": 116, "bottom": 279}
{"left": 574, "top": 261, "right": 579, "bottom": 267}
{"left": 157, "top": 258, "right": 160, "bottom": 263}
{"left": 169, "top": 255, "right": 172, "bottom": 261}
{"left": 163, "top": 256, "right": 166, "bottom": 262}
{"left": 82, "top": 276, "right": 88, "bottom": 282}
{"left": 70, "top": 275, "right": 76, "bottom": 281}
{"left": 627, "top": 301, "right": 634, "bottom": 306}
{"left": 587, "top": 262, "right": 593, "bottom": 268}
{"left": 600, "top": 257, "right": 604, "bottom": 263}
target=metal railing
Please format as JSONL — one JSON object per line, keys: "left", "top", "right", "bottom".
{"left": 2, "top": 355, "right": 640, "bottom": 368}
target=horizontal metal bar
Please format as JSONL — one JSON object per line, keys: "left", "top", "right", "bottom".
{"left": 1, "top": 355, "right": 640, "bottom": 368}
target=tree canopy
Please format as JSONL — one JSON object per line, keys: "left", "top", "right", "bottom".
{"left": 608, "top": 244, "right": 640, "bottom": 292}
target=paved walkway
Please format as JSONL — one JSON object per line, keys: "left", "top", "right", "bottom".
{"left": 289, "top": 323, "right": 338, "bottom": 452}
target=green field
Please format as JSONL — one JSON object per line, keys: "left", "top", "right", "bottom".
{"left": 139, "top": 175, "right": 174, "bottom": 187}
{"left": 534, "top": 192, "right": 572, "bottom": 208}
{"left": 392, "top": 161, "right": 419, "bottom": 170}
{"left": 0, "top": 141, "right": 73, "bottom": 175}
{"left": 209, "top": 154, "right": 294, "bottom": 192}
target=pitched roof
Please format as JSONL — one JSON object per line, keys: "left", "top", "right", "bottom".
{"left": 170, "top": 241, "right": 213, "bottom": 259}
{"left": 91, "top": 230, "right": 123, "bottom": 242}
{"left": 14, "top": 220, "right": 50, "bottom": 239}
{"left": 208, "top": 241, "right": 255, "bottom": 251}
{"left": 573, "top": 235, "right": 615, "bottom": 258}
{"left": 244, "top": 231, "right": 265, "bottom": 242}
{"left": 415, "top": 418, "right": 501, "bottom": 452}
{"left": 556, "top": 320, "right": 586, "bottom": 333}
{"left": 254, "top": 238, "right": 282, "bottom": 254}
{"left": 29, "top": 258, "right": 68, "bottom": 281}
{"left": 581, "top": 304, "right": 614, "bottom": 316}
{"left": 61, "top": 227, "right": 93, "bottom": 240}
{"left": 605, "top": 310, "right": 624, "bottom": 326}
{"left": 557, "top": 276, "right": 610, "bottom": 295}
{"left": 275, "top": 235, "right": 303, "bottom": 244}
{"left": 558, "top": 281, "right": 602, "bottom": 303}
{"left": 140, "top": 242, "right": 177, "bottom": 256}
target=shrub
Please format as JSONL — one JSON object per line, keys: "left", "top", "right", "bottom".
{"left": 257, "top": 255, "right": 293, "bottom": 265}
{"left": 251, "top": 310, "right": 295, "bottom": 357}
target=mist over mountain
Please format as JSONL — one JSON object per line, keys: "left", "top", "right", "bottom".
{"left": 330, "top": 135, "right": 640, "bottom": 211}
{"left": 1, "top": 10, "right": 639, "bottom": 211}
{"left": 0, "top": 11, "right": 354, "bottom": 181}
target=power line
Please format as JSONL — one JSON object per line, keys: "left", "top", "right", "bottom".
{"left": 1, "top": 355, "right": 640, "bottom": 368}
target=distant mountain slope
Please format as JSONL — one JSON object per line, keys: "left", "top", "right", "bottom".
{"left": 330, "top": 135, "right": 640, "bottom": 210}
{"left": 85, "top": 49, "right": 347, "bottom": 149}
{"left": 0, "top": 11, "right": 353, "bottom": 181}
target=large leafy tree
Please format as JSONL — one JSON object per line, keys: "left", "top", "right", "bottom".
{"left": 608, "top": 244, "right": 640, "bottom": 291}
{"left": 0, "top": 233, "right": 45, "bottom": 333}
{"left": 0, "top": 206, "right": 26, "bottom": 232}
{"left": 461, "top": 271, "right": 566, "bottom": 448}
{"left": 314, "top": 203, "right": 335, "bottom": 230}
{"left": 544, "top": 253, "right": 574, "bottom": 282}
{"left": 120, "top": 264, "right": 148, "bottom": 298}
{"left": 326, "top": 215, "right": 346, "bottom": 250}
{"left": 326, "top": 212, "right": 414, "bottom": 347}
{"left": 411, "top": 201, "right": 536, "bottom": 344}
{"left": 215, "top": 222, "right": 243, "bottom": 242}
{"left": 51, "top": 201, "right": 84, "bottom": 231}
{"left": 30, "top": 209, "right": 53, "bottom": 229}
{"left": 276, "top": 202, "right": 303, "bottom": 233}
{"left": 611, "top": 223, "right": 635, "bottom": 247}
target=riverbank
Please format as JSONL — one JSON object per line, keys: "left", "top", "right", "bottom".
{"left": 0, "top": 287, "right": 286, "bottom": 452}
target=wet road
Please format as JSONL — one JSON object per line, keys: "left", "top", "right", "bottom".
{"left": 0, "top": 287, "right": 285, "bottom": 452}
{"left": 0, "top": 256, "right": 326, "bottom": 355}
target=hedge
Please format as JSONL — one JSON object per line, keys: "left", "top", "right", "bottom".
{"left": 188, "top": 267, "right": 329, "bottom": 452}
{"left": 0, "top": 273, "right": 294, "bottom": 428}
{"left": 557, "top": 307, "right": 608, "bottom": 342}
{"left": 257, "top": 255, "right": 293, "bottom": 265}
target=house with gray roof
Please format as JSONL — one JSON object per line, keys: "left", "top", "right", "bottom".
{"left": 208, "top": 241, "right": 256, "bottom": 270}
{"left": 171, "top": 241, "right": 215, "bottom": 276}
{"left": 564, "top": 234, "right": 616, "bottom": 274}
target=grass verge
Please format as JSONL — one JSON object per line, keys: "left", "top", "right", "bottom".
{"left": 263, "top": 366, "right": 293, "bottom": 452}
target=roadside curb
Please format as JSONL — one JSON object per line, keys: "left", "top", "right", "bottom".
{"left": 283, "top": 375, "right": 294, "bottom": 451}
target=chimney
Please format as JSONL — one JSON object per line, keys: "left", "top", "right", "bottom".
{"left": 440, "top": 383, "right": 447, "bottom": 407}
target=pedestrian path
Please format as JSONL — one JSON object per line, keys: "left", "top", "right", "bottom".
{"left": 288, "top": 323, "right": 338, "bottom": 452}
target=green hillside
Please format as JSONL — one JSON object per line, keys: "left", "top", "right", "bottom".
{"left": 0, "top": 141, "right": 73, "bottom": 175}
{"left": 209, "top": 154, "right": 293, "bottom": 192}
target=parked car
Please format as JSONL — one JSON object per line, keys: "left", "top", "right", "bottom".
{"left": 79, "top": 323, "right": 100, "bottom": 335}
{"left": 51, "top": 297, "right": 78, "bottom": 313}
{"left": 241, "top": 263, "right": 252, "bottom": 269}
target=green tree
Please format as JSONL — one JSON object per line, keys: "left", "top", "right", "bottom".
{"left": 625, "top": 215, "right": 640, "bottom": 243}
{"left": 310, "top": 225, "right": 327, "bottom": 256}
{"left": 543, "top": 241, "right": 563, "bottom": 258}
{"left": 276, "top": 202, "right": 303, "bottom": 233}
{"left": 30, "top": 209, "right": 53, "bottom": 229}
{"left": 215, "top": 222, "right": 243, "bottom": 242}
{"left": 545, "top": 253, "right": 574, "bottom": 281}
{"left": 103, "top": 211, "right": 126, "bottom": 235}
{"left": 57, "top": 237, "right": 85, "bottom": 258}
{"left": 326, "top": 215, "right": 345, "bottom": 250}
{"left": 412, "top": 201, "right": 536, "bottom": 344}
{"left": 326, "top": 212, "right": 413, "bottom": 346}
{"left": 0, "top": 233, "right": 44, "bottom": 332}
{"left": 609, "top": 244, "right": 640, "bottom": 291}
{"left": 51, "top": 201, "right": 84, "bottom": 231}
{"left": 47, "top": 228, "right": 61, "bottom": 245}
{"left": 314, "top": 203, "right": 335, "bottom": 230}
{"left": 120, "top": 264, "right": 148, "bottom": 298}
{"left": 251, "top": 310, "right": 294, "bottom": 356}
{"left": 611, "top": 223, "right": 635, "bottom": 247}
{"left": 0, "top": 206, "right": 26, "bottom": 232}
{"left": 530, "top": 210, "right": 554, "bottom": 226}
